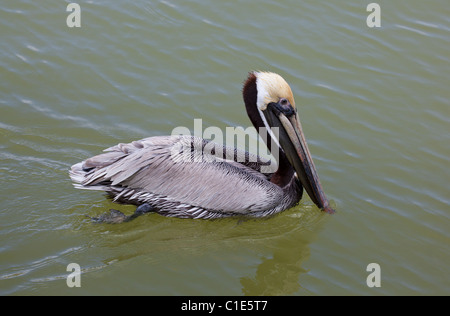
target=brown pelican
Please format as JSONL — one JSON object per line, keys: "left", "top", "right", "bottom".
{"left": 70, "top": 71, "right": 334, "bottom": 222}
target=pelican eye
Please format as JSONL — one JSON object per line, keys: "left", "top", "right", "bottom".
{"left": 280, "top": 98, "right": 289, "bottom": 106}
{"left": 274, "top": 98, "right": 295, "bottom": 116}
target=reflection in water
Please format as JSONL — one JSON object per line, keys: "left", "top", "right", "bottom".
{"left": 240, "top": 208, "right": 328, "bottom": 295}
{"left": 65, "top": 204, "right": 329, "bottom": 295}
{"left": 241, "top": 238, "right": 310, "bottom": 295}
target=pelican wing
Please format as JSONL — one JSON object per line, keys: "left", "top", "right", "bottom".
{"left": 70, "top": 135, "right": 283, "bottom": 216}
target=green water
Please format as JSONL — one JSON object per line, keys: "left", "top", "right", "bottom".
{"left": 1, "top": 1, "right": 449, "bottom": 295}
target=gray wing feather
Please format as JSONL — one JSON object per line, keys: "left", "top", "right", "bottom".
{"left": 70, "top": 135, "right": 282, "bottom": 214}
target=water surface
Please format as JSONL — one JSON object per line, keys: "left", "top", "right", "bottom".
{"left": 1, "top": 0, "right": 449, "bottom": 295}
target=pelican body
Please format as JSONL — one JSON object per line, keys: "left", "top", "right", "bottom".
{"left": 70, "top": 72, "right": 334, "bottom": 220}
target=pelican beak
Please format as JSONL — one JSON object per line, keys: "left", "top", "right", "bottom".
{"left": 264, "top": 100, "right": 334, "bottom": 214}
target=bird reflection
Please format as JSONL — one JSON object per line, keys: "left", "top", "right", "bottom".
{"left": 240, "top": 207, "right": 327, "bottom": 295}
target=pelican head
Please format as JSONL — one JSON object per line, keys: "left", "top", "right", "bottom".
{"left": 243, "top": 71, "right": 334, "bottom": 213}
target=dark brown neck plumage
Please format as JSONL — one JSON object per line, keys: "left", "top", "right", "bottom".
{"left": 242, "top": 72, "right": 295, "bottom": 188}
